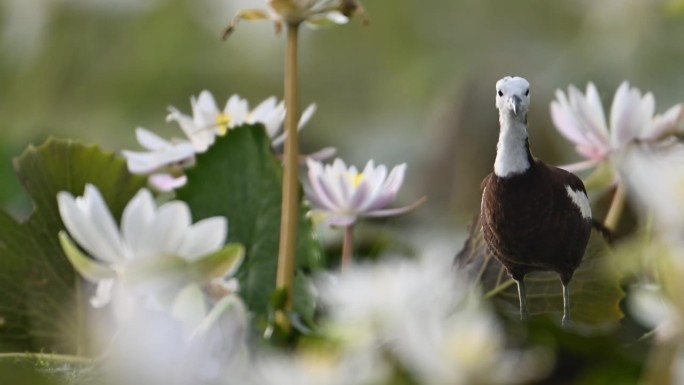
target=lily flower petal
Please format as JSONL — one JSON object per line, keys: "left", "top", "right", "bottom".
{"left": 643, "top": 104, "right": 684, "bottom": 141}
{"left": 57, "top": 184, "right": 126, "bottom": 264}
{"left": 91, "top": 279, "right": 117, "bottom": 308}
{"left": 122, "top": 128, "right": 196, "bottom": 174}
{"left": 178, "top": 217, "right": 228, "bottom": 261}
{"left": 148, "top": 173, "right": 188, "bottom": 192}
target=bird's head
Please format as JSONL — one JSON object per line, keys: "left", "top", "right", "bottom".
{"left": 495, "top": 76, "right": 530, "bottom": 120}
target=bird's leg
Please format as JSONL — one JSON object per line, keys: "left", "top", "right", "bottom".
{"left": 561, "top": 275, "right": 572, "bottom": 328}
{"left": 515, "top": 278, "right": 529, "bottom": 321}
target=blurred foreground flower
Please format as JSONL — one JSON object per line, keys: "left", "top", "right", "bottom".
{"left": 100, "top": 281, "right": 249, "bottom": 384}
{"left": 57, "top": 184, "right": 243, "bottom": 316}
{"left": 315, "top": 256, "right": 550, "bottom": 384}
{"left": 551, "top": 81, "right": 684, "bottom": 173}
{"left": 620, "top": 143, "right": 684, "bottom": 232}
{"left": 123, "top": 90, "right": 322, "bottom": 191}
{"left": 248, "top": 349, "right": 386, "bottom": 385}
{"left": 611, "top": 144, "right": 684, "bottom": 382}
{"left": 224, "top": 0, "right": 367, "bottom": 37}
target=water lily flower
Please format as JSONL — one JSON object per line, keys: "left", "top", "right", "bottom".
{"left": 305, "top": 158, "right": 423, "bottom": 227}
{"left": 166, "top": 91, "right": 249, "bottom": 153}
{"left": 166, "top": 90, "right": 317, "bottom": 152}
{"left": 224, "top": 0, "right": 367, "bottom": 37}
{"left": 123, "top": 90, "right": 323, "bottom": 191}
{"left": 550, "top": 81, "right": 684, "bottom": 172}
{"left": 57, "top": 184, "right": 243, "bottom": 314}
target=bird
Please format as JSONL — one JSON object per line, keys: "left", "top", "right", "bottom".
{"left": 480, "top": 76, "right": 592, "bottom": 327}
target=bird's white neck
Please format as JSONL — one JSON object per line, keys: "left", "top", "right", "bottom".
{"left": 494, "top": 113, "right": 531, "bottom": 178}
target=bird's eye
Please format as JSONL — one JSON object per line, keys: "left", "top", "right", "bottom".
{"left": 497, "top": 90, "right": 503, "bottom": 97}
{"left": 525, "top": 89, "right": 530, "bottom": 96}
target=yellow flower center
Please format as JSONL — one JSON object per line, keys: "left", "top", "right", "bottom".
{"left": 215, "top": 113, "right": 232, "bottom": 136}
{"left": 350, "top": 173, "right": 365, "bottom": 188}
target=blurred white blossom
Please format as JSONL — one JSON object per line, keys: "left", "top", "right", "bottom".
{"left": 247, "top": 349, "right": 387, "bottom": 385}
{"left": 305, "top": 158, "right": 423, "bottom": 227}
{"left": 619, "top": 143, "right": 684, "bottom": 233}
{"left": 629, "top": 283, "right": 681, "bottom": 342}
{"left": 551, "top": 81, "right": 684, "bottom": 173}
{"left": 316, "top": 256, "right": 550, "bottom": 385}
{"left": 57, "top": 184, "right": 241, "bottom": 317}
{"left": 101, "top": 284, "right": 249, "bottom": 384}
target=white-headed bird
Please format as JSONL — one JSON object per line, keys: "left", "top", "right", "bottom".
{"left": 480, "top": 76, "right": 592, "bottom": 327}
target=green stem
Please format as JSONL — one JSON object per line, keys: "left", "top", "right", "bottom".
{"left": 341, "top": 225, "right": 355, "bottom": 271}
{"left": 275, "top": 22, "right": 301, "bottom": 330}
{"left": 485, "top": 279, "right": 515, "bottom": 298}
{"left": 604, "top": 182, "right": 626, "bottom": 232}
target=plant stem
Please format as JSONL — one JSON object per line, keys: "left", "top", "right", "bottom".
{"left": 275, "top": 22, "right": 301, "bottom": 330}
{"left": 604, "top": 182, "right": 626, "bottom": 232}
{"left": 341, "top": 225, "right": 355, "bottom": 270}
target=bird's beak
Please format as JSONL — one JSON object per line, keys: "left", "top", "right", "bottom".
{"left": 508, "top": 95, "right": 522, "bottom": 116}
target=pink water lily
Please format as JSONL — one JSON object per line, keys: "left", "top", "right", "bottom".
{"left": 551, "top": 81, "right": 684, "bottom": 172}
{"left": 305, "top": 158, "right": 423, "bottom": 227}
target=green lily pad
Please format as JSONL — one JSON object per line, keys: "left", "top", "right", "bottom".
{"left": 0, "top": 139, "right": 147, "bottom": 354}
{"left": 176, "top": 125, "right": 324, "bottom": 322}
{"left": 455, "top": 215, "right": 624, "bottom": 327}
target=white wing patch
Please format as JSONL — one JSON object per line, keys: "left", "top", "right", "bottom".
{"left": 565, "top": 185, "right": 592, "bottom": 219}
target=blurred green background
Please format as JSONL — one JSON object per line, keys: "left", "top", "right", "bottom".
{"left": 2, "top": 0, "right": 684, "bottom": 253}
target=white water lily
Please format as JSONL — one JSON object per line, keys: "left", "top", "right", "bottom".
{"left": 305, "top": 158, "right": 422, "bottom": 227}
{"left": 166, "top": 90, "right": 317, "bottom": 152}
{"left": 57, "top": 184, "right": 242, "bottom": 312}
{"left": 224, "top": 0, "right": 367, "bottom": 37}
{"left": 123, "top": 90, "right": 322, "bottom": 191}
{"left": 166, "top": 91, "right": 249, "bottom": 152}
{"left": 550, "top": 81, "right": 684, "bottom": 172}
